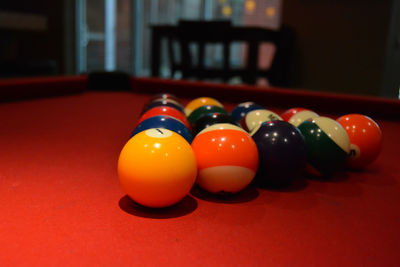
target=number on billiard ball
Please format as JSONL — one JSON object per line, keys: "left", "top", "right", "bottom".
{"left": 131, "top": 115, "right": 193, "bottom": 144}
{"left": 336, "top": 114, "right": 382, "bottom": 169}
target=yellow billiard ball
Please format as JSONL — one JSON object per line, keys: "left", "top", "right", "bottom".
{"left": 184, "top": 97, "right": 224, "bottom": 116}
{"left": 118, "top": 128, "right": 197, "bottom": 208}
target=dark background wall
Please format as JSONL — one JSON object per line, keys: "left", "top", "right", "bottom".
{"left": 0, "top": 1, "right": 65, "bottom": 75}
{"left": 282, "top": 0, "right": 392, "bottom": 96}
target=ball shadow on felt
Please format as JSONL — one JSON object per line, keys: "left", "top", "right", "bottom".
{"left": 119, "top": 195, "right": 198, "bottom": 219}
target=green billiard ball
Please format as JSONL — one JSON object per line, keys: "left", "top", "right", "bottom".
{"left": 187, "top": 105, "right": 228, "bottom": 125}
{"left": 298, "top": 116, "right": 350, "bottom": 177}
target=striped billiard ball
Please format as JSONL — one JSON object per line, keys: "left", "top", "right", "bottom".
{"left": 240, "top": 109, "right": 283, "bottom": 133}
{"left": 191, "top": 123, "right": 259, "bottom": 194}
{"left": 336, "top": 114, "right": 382, "bottom": 169}
{"left": 280, "top": 107, "right": 319, "bottom": 127}
{"left": 231, "top": 102, "right": 265, "bottom": 122}
{"left": 298, "top": 117, "right": 350, "bottom": 177}
{"left": 131, "top": 115, "right": 193, "bottom": 144}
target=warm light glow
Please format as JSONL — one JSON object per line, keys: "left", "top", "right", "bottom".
{"left": 398, "top": 86, "right": 400, "bottom": 99}
{"left": 222, "top": 5, "right": 232, "bottom": 16}
{"left": 245, "top": 0, "right": 256, "bottom": 14}
{"left": 265, "top": 7, "right": 276, "bottom": 18}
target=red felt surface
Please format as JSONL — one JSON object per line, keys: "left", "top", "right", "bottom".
{"left": 1, "top": 77, "right": 400, "bottom": 266}
{"left": 0, "top": 76, "right": 87, "bottom": 101}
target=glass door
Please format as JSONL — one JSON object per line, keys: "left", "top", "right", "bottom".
{"left": 76, "top": 0, "right": 282, "bottom": 78}
{"left": 76, "top": 0, "right": 132, "bottom": 73}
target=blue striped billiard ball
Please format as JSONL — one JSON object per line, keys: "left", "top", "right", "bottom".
{"left": 231, "top": 102, "right": 265, "bottom": 122}
{"left": 131, "top": 115, "right": 193, "bottom": 144}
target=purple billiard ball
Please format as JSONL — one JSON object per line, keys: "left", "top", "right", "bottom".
{"left": 251, "top": 120, "right": 307, "bottom": 187}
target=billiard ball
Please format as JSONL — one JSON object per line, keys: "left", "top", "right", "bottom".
{"left": 280, "top": 107, "right": 319, "bottom": 127}
{"left": 192, "top": 112, "right": 239, "bottom": 136}
{"left": 191, "top": 123, "right": 259, "bottom": 194}
{"left": 240, "top": 109, "right": 283, "bottom": 132}
{"left": 187, "top": 105, "right": 228, "bottom": 126}
{"left": 251, "top": 121, "right": 307, "bottom": 186}
{"left": 118, "top": 128, "right": 197, "bottom": 208}
{"left": 149, "top": 93, "right": 180, "bottom": 103}
{"left": 131, "top": 115, "right": 193, "bottom": 144}
{"left": 184, "top": 97, "right": 224, "bottom": 116}
{"left": 141, "top": 99, "right": 184, "bottom": 114}
{"left": 138, "top": 106, "right": 191, "bottom": 130}
{"left": 231, "top": 102, "right": 265, "bottom": 122}
{"left": 298, "top": 117, "right": 350, "bottom": 177}
{"left": 280, "top": 107, "right": 307, "bottom": 121}
{"left": 336, "top": 114, "right": 382, "bottom": 169}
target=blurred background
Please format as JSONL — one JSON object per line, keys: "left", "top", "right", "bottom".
{"left": 0, "top": 0, "right": 398, "bottom": 98}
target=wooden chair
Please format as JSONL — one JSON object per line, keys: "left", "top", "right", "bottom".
{"left": 151, "top": 20, "right": 295, "bottom": 86}
{"left": 170, "top": 20, "right": 232, "bottom": 82}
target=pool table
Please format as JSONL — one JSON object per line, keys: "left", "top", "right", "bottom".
{"left": 1, "top": 75, "right": 400, "bottom": 266}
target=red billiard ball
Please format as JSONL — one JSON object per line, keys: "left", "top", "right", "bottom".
{"left": 336, "top": 114, "right": 382, "bottom": 169}
{"left": 281, "top": 107, "right": 319, "bottom": 127}
{"left": 138, "top": 106, "right": 191, "bottom": 130}
{"left": 191, "top": 123, "right": 259, "bottom": 194}
{"left": 142, "top": 99, "right": 185, "bottom": 114}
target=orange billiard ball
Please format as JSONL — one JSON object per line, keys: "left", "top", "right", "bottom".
{"left": 118, "top": 128, "right": 197, "bottom": 208}
{"left": 191, "top": 123, "right": 259, "bottom": 194}
{"left": 336, "top": 114, "right": 382, "bottom": 169}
